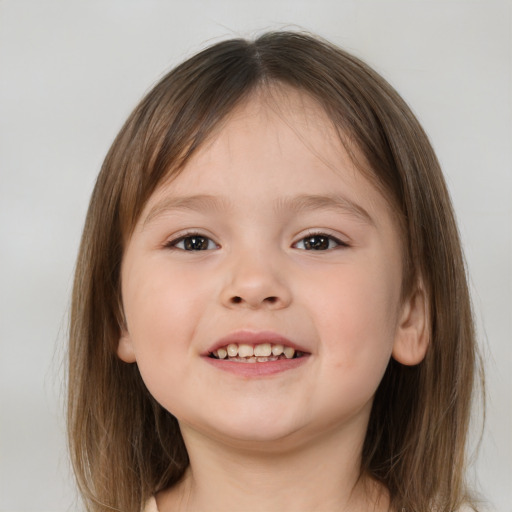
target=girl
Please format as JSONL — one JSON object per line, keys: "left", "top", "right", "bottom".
{"left": 68, "top": 32, "right": 481, "bottom": 512}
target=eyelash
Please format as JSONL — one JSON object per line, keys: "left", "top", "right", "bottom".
{"left": 164, "top": 231, "right": 349, "bottom": 252}
{"left": 164, "top": 232, "right": 219, "bottom": 251}
{"left": 293, "top": 232, "right": 348, "bottom": 251}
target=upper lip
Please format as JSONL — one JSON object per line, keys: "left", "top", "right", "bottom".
{"left": 204, "top": 330, "right": 310, "bottom": 356}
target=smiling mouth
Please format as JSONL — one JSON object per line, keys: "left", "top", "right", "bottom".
{"left": 209, "top": 342, "right": 306, "bottom": 363}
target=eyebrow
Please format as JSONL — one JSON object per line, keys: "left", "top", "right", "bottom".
{"left": 274, "top": 194, "right": 374, "bottom": 225}
{"left": 143, "top": 193, "right": 374, "bottom": 227}
{"left": 143, "top": 194, "right": 229, "bottom": 227}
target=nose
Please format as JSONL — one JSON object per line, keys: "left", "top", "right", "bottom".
{"left": 220, "top": 250, "right": 292, "bottom": 310}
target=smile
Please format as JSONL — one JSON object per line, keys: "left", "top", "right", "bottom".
{"left": 204, "top": 331, "right": 310, "bottom": 376}
{"left": 209, "top": 342, "right": 306, "bottom": 362}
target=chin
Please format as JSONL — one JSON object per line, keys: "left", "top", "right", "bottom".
{"left": 182, "top": 410, "right": 308, "bottom": 450}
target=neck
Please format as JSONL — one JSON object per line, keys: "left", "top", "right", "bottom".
{"left": 157, "top": 419, "right": 389, "bottom": 512}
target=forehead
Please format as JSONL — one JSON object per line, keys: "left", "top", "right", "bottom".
{"left": 194, "top": 86, "right": 352, "bottom": 177}
{"left": 143, "top": 87, "right": 391, "bottom": 224}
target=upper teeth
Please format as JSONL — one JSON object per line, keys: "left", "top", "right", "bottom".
{"left": 213, "top": 343, "right": 297, "bottom": 359}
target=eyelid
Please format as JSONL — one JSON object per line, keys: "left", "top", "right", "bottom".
{"left": 163, "top": 230, "right": 220, "bottom": 250}
{"left": 292, "top": 229, "right": 350, "bottom": 249}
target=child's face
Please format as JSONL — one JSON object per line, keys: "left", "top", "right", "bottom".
{"left": 118, "top": 88, "right": 424, "bottom": 448}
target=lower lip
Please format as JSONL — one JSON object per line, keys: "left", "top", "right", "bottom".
{"left": 203, "top": 355, "right": 310, "bottom": 377}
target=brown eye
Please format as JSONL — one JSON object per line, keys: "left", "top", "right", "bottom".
{"left": 171, "top": 235, "right": 218, "bottom": 251}
{"left": 304, "top": 235, "right": 330, "bottom": 250}
{"left": 294, "top": 234, "right": 344, "bottom": 250}
{"left": 184, "top": 236, "right": 209, "bottom": 250}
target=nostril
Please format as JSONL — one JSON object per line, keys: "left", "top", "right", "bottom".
{"left": 229, "top": 295, "right": 279, "bottom": 305}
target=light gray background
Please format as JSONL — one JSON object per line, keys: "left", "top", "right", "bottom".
{"left": 1, "top": 1, "right": 510, "bottom": 511}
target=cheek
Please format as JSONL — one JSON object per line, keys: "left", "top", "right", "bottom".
{"left": 122, "top": 262, "right": 208, "bottom": 363}
{"left": 306, "top": 257, "right": 401, "bottom": 388}
{"left": 120, "top": 263, "right": 209, "bottom": 414}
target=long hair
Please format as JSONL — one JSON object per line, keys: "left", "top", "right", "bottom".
{"left": 68, "top": 31, "right": 480, "bottom": 511}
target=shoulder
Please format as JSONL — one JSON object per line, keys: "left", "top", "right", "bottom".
{"left": 144, "top": 496, "right": 159, "bottom": 512}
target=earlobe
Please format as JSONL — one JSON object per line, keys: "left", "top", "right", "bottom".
{"left": 117, "top": 330, "right": 137, "bottom": 363}
{"left": 392, "top": 284, "right": 429, "bottom": 366}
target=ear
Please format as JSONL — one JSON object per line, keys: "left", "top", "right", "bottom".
{"left": 392, "top": 283, "right": 429, "bottom": 366}
{"left": 117, "top": 329, "right": 137, "bottom": 363}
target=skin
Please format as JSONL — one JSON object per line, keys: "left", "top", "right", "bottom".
{"left": 118, "top": 87, "right": 428, "bottom": 511}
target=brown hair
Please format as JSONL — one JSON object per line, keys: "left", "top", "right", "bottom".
{"left": 68, "top": 31, "right": 480, "bottom": 511}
